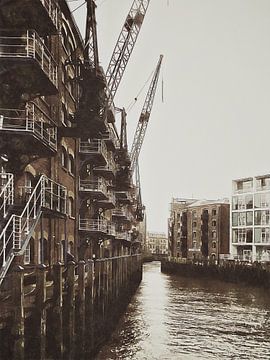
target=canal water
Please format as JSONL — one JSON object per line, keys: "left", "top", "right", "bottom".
{"left": 96, "top": 261, "right": 270, "bottom": 359}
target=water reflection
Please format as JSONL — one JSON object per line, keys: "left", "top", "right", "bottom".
{"left": 96, "top": 261, "right": 270, "bottom": 360}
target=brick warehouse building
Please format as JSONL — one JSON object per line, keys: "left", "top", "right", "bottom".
{"left": 168, "top": 198, "right": 230, "bottom": 261}
{"left": 0, "top": 0, "right": 142, "bottom": 282}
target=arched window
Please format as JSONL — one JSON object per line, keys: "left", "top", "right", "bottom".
{"left": 68, "top": 154, "right": 75, "bottom": 175}
{"left": 61, "top": 146, "right": 68, "bottom": 169}
{"left": 61, "top": 103, "right": 67, "bottom": 126}
{"left": 68, "top": 196, "right": 75, "bottom": 217}
{"left": 25, "top": 237, "right": 35, "bottom": 264}
{"left": 68, "top": 241, "right": 74, "bottom": 255}
{"left": 23, "top": 171, "right": 35, "bottom": 202}
{"left": 39, "top": 238, "right": 50, "bottom": 264}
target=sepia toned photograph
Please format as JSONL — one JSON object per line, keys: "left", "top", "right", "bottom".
{"left": 0, "top": 0, "right": 270, "bottom": 359}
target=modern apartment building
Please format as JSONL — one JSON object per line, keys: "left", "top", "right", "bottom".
{"left": 168, "top": 198, "right": 230, "bottom": 260}
{"left": 231, "top": 175, "right": 270, "bottom": 262}
{"left": 145, "top": 232, "right": 168, "bottom": 255}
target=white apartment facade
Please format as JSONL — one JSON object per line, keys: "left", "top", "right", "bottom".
{"left": 231, "top": 174, "right": 270, "bottom": 262}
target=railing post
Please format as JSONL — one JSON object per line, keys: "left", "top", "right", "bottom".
{"left": 50, "top": 180, "right": 53, "bottom": 210}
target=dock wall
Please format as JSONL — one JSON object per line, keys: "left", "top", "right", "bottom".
{"left": 0, "top": 254, "right": 142, "bottom": 359}
{"left": 161, "top": 258, "right": 270, "bottom": 289}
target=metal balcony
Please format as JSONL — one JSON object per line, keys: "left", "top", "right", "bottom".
{"left": 79, "top": 139, "right": 107, "bottom": 165}
{"left": 0, "top": 0, "right": 59, "bottom": 35}
{"left": 0, "top": 30, "right": 58, "bottom": 95}
{"left": 79, "top": 218, "right": 115, "bottom": 238}
{"left": 112, "top": 208, "right": 133, "bottom": 222}
{"left": 0, "top": 103, "right": 57, "bottom": 154}
{"left": 115, "top": 231, "right": 131, "bottom": 242}
{"left": 102, "top": 125, "right": 120, "bottom": 151}
{"left": 115, "top": 191, "right": 133, "bottom": 204}
{"left": 79, "top": 178, "right": 107, "bottom": 200}
{"left": 96, "top": 191, "right": 116, "bottom": 209}
{"left": 93, "top": 159, "right": 116, "bottom": 180}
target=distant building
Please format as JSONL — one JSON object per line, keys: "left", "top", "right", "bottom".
{"left": 145, "top": 232, "right": 168, "bottom": 255}
{"left": 168, "top": 198, "right": 230, "bottom": 261}
{"left": 231, "top": 174, "right": 270, "bottom": 262}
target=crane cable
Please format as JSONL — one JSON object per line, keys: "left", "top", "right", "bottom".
{"left": 126, "top": 69, "right": 154, "bottom": 114}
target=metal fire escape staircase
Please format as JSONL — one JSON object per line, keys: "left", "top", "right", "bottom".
{"left": 0, "top": 175, "right": 66, "bottom": 286}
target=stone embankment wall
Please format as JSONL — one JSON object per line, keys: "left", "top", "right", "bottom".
{"left": 161, "top": 258, "right": 270, "bottom": 288}
{"left": 0, "top": 254, "right": 142, "bottom": 359}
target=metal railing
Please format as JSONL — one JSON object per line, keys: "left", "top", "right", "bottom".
{"left": 79, "top": 139, "right": 107, "bottom": 158}
{"left": 0, "top": 173, "right": 14, "bottom": 219}
{"left": 102, "top": 125, "right": 120, "bottom": 149}
{"left": 107, "top": 191, "right": 116, "bottom": 205}
{"left": 40, "top": 0, "right": 59, "bottom": 30}
{"left": 0, "top": 175, "right": 66, "bottom": 285}
{"left": 79, "top": 218, "right": 108, "bottom": 233}
{"left": 115, "top": 231, "right": 131, "bottom": 241}
{"left": 79, "top": 177, "right": 107, "bottom": 195}
{"left": 0, "top": 103, "right": 57, "bottom": 151}
{"left": 93, "top": 158, "right": 117, "bottom": 176}
{"left": 79, "top": 218, "right": 115, "bottom": 236}
{"left": 112, "top": 208, "right": 126, "bottom": 217}
{"left": 0, "top": 30, "right": 58, "bottom": 88}
{"left": 115, "top": 191, "right": 133, "bottom": 202}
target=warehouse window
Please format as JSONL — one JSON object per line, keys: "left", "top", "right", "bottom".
{"left": 68, "top": 197, "right": 75, "bottom": 218}
{"left": 61, "top": 146, "right": 68, "bottom": 169}
{"left": 68, "top": 154, "right": 75, "bottom": 175}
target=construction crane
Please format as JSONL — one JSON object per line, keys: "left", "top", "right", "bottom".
{"left": 75, "top": 0, "right": 151, "bottom": 132}
{"left": 130, "top": 54, "right": 163, "bottom": 173}
{"left": 84, "top": 0, "right": 99, "bottom": 73}
{"left": 105, "top": 0, "right": 151, "bottom": 109}
{"left": 129, "top": 55, "right": 163, "bottom": 220}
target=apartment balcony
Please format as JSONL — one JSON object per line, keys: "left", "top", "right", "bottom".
{"left": 115, "top": 191, "right": 133, "bottom": 204}
{"left": 102, "top": 126, "right": 120, "bottom": 151}
{"left": 0, "top": 0, "right": 59, "bottom": 35}
{"left": 0, "top": 103, "right": 57, "bottom": 155}
{"left": 95, "top": 191, "right": 116, "bottom": 209}
{"left": 93, "top": 159, "right": 116, "bottom": 180}
{"left": 0, "top": 30, "right": 58, "bottom": 95}
{"left": 79, "top": 139, "right": 107, "bottom": 165}
{"left": 115, "top": 231, "right": 131, "bottom": 242}
{"left": 79, "top": 178, "right": 107, "bottom": 200}
{"left": 79, "top": 218, "right": 115, "bottom": 238}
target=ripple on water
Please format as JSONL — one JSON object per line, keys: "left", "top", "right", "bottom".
{"left": 96, "top": 262, "right": 270, "bottom": 360}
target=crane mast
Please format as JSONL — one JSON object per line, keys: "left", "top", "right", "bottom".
{"left": 105, "top": 0, "right": 151, "bottom": 106}
{"left": 84, "top": 0, "right": 99, "bottom": 72}
{"left": 130, "top": 54, "right": 163, "bottom": 174}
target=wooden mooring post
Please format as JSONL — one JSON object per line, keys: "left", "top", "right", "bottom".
{"left": 0, "top": 255, "right": 143, "bottom": 359}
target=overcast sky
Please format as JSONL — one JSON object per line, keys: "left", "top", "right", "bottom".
{"left": 70, "top": 0, "right": 270, "bottom": 233}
